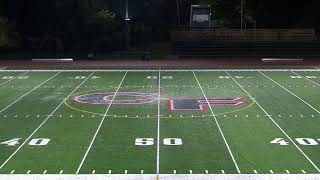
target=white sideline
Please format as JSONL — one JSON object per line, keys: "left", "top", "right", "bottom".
{"left": 1, "top": 174, "right": 320, "bottom": 180}
{"left": 225, "top": 71, "right": 320, "bottom": 172}
{"left": 193, "top": 71, "right": 241, "bottom": 174}
{"left": 0, "top": 72, "right": 60, "bottom": 115}
{"left": 1, "top": 69, "right": 320, "bottom": 72}
{"left": 0, "top": 72, "right": 94, "bottom": 169}
{"left": 259, "top": 71, "right": 320, "bottom": 115}
{"left": 156, "top": 70, "right": 161, "bottom": 174}
{"left": 76, "top": 71, "right": 128, "bottom": 174}
{"left": 0, "top": 71, "right": 29, "bottom": 86}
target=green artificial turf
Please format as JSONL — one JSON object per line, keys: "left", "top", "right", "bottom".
{"left": 0, "top": 70, "right": 320, "bottom": 174}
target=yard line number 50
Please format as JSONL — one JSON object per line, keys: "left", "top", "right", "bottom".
{"left": 135, "top": 138, "right": 182, "bottom": 146}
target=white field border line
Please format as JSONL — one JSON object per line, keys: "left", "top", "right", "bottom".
{"left": 291, "top": 71, "right": 320, "bottom": 87}
{"left": 261, "top": 58, "right": 304, "bottom": 62}
{"left": 32, "top": 58, "right": 73, "bottom": 62}
{"left": 0, "top": 72, "right": 94, "bottom": 169}
{"left": 193, "top": 71, "right": 241, "bottom": 174}
{"left": 76, "top": 71, "right": 128, "bottom": 174}
{"left": 225, "top": 71, "right": 320, "bottom": 173}
{"left": 1, "top": 69, "right": 320, "bottom": 72}
{"left": 156, "top": 70, "right": 161, "bottom": 174}
{"left": 0, "top": 72, "right": 61, "bottom": 115}
{"left": 0, "top": 71, "right": 29, "bottom": 86}
{"left": 259, "top": 71, "right": 320, "bottom": 115}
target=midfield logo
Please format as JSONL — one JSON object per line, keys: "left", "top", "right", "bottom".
{"left": 168, "top": 97, "right": 244, "bottom": 112}
{"left": 73, "top": 92, "right": 244, "bottom": 112}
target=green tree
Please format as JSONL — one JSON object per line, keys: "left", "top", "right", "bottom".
{"left": 0, "top": 17, "right": 21, "bottom": 48}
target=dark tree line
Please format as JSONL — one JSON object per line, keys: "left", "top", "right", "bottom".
{"left": 0, "top": 0, "right": 319, "bottom": 51}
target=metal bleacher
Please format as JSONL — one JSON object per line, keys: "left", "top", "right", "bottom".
{"left": 171, "top": 29, "right": 320, "bottom": 57}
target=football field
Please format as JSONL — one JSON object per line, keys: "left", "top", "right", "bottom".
{"left": 1, "top": 69, "right": 320, "bottom": 176}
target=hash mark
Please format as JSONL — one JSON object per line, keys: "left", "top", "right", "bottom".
{"left": 285, "top": 170, "right": 290, "bottom": 174}
{"left": 43, "top": 170, "right": 47, "bottom": 174}
{"left": 301, "top": 170, "right": 306, "bottom": 174}
{"left": 10, "top": 170, "right": 15, "bottom": 174}
{"left": 27, "top": 170, "right": 31, "bottom": 174}
{"left": 59, "top": 170, "right": 63, "bottom": 174}
{"left": 125, "top": 170, "right": 128, "bottom": 174}
{"left": 205, "top": 170, "right": 208, "bottom": 174}
{"left": 221, "top": 170, "right": 225, "bottom": 174}
{"left": 92, "top": 170, "right": 95, "bottom": 174}
{"left": 253, "top": 170, "right": 258, "bottom": 174}
{"left": 108, "top": 170, "right": 112, "bottom": 174}
{"left": 189, "top": 170, "right": 192, "bottom": 174}
{"left": 140, "top": 170, "right": 144, "bottom": 174}
{"left": 173, "top": 170, "right": 176, "bottom": 174}
{"left": 300, "top": 115, "right": 304, "bottom": 117}
{"left": 269, "top": 170, "right": 274, "bottom": 174}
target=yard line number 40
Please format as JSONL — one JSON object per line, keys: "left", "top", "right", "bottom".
{"left": 271, "top": 138, "right": 320, "bottom": 146}
{"left": 1, "top": 138, "right": 50, "bottom": 146}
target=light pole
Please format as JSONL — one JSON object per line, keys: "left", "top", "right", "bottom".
{"left": 176, "top": 0, "right": 181, "bottom": 26}
{"left": 240, "top": 0, "right": 244, "bottom": 30}
{"left": 124, "top": 0, "right": 130, "bottom": 49}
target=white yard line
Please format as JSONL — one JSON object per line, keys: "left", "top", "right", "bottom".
{"left": 225, "top": 71, "right": 320, "bottom": 172}
{"left": 193, "top": 71, "right": 241, "bottom": 174}
{"left": 76, "top": 71, "right": 128, "bottom": 174}
{"left": 0, "top": 72, "right": 94, "bottom": 169}
{"left": 0, "top": 71, "right": 29, "bottom": 86}
{"left": 259, "top": 71, "right": 320, "bottom": 115}
{"left": 291, "top": 71, "right": 320, "bottom": 87}
{"left": 0, "top": 72, "right": 61, "bottom": 115}
{"left": 156, "top": 70, "right": 161, "bottom": 174}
